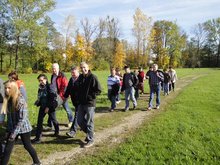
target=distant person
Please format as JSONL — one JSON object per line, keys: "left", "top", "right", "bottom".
{"left": 107, "top": 67, "right": 120, "bottom": 112}
{"left": 77, "top": 62, "right": 101, "bottom": 148}
{"left": 8, "top": 71, "right": 27, "bottom": 101}
{"left": 137, "top": 67, "right": 145, "bottom": 94}
{"left": 49, "top": 63, "right": 73, "bottom": 128}
{"left": 1, "top": 80, "right": 40, "bottom": 165}
{"left": 121, "top": 66, "right": 138, "bottom": 111}
{"left": 31, "top": 74, "right": 59, "bottom": 144}
{"left": 168, "top": 66, "right": 178, "bottom": 92}
{"left": 133, "top": 69, "right": 139, "bottom": 100}
{"left": 115, "top": 67, "right": 123, "bottom": 104}
{"left": 163, "top": 68, "right": 171, "bottom": 96}
{"left": 64, "top": 66, "right": 80, "bottom": 138}
{"left": 146, "top": 64, "right": 164, "bottom": 110}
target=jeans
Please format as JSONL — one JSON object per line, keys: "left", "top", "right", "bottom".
{"left": 125, "top": 87, "right": 137, "bottom": 109}
{"left": 77, "top": 105, "right": 95, "bottom": 142}
{"left": 149, "top": 84, "right": 161, "bottom": 108}
{"left": 36, "top": 107, "right": 59, "bottom": 139}
{"left": 70, "top": 105, "right": 79, "bottom": 133}
{"left": 1, "top": 132, "right": 40, "bottom": 165}
{"left": 163, "top": 83, "right": 169, "bottom": 94}
{"left": 108, "top": 89, "right": 117, "bottom": 110}
{"left": 62, "top": 100, "right": 74, "bottom": 122}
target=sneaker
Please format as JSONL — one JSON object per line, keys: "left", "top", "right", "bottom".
{"left": 147, "top": 107, "right": 152, "bottom": 110}
{"left": 124, "top": 108, "right": 129, "bottom": 112}
{"left": 133, "top": 105, "right": 137, "bottom": 110}
{"left": 116, "top": 100, "right": 121, "bottom": 104}
{"left": 53, "top": 131, "right": 59, "bottom": 136}
{"left": 66, "top": 131, "right": 76, "bottom": 138}
{"left": 156, "top": 106, "right": 160, "bottom": 109}
{"left": 84, "top": 141, "right": 94, "bottom": 148}
{"left": 67, "top": 122, "right": 73, "bottom": 128}
{"left": 31, "top": 138, "right": 41, "bottom": 144}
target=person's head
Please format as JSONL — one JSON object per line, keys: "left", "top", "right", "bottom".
{"left": 110, "top": 67, "right": 116, "bottom": 76}
{"left": 80, "top": 62, "right": 89, "bottom": 75}
{"left": 37, "top": 74, "right": 48, "bottom": 86}
{"left": 169, "top": 66, "right": 173, "bottom": 71}
{"left": 124, "top": 65, "right": 130, "bottom": 73}
{"left": 8, "top": 71, "right": 19, "bottom": 81}
{"left": 163, "top": 68, "right": 168, "bottom": 73}
{"left": 52, "top": 63, "right": 59, "bottom": 76}
{"left": 116, "top": 67, "right": 120, "bottom": 73}
{"left": 152, "top": 64, "right": 158, "bottom": 72}
{"left": 71, "top": 66, "right": 80, "bottom": 78}
{"left": 1, "top": 80, "right": 21, "bottom": 114}
{"left": 138, "top": 66, "right": 143, "bottom": 71}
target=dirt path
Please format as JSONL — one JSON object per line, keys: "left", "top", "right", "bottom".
{"left": 33, "top": 74, "right": 204, "bottom": 165}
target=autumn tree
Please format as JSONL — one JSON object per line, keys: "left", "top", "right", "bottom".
{"left": 132, "top": 8, "right": 152, "bottom": 65}
{"left": 112, "top": 42, "right": 126, "bottom": 68}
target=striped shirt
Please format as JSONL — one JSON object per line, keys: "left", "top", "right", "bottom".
{"left": 147, "top": 70, "right": 164, "bottom": 85}
{"left": 107, "top": 75, "right": 120, "bottom": 89}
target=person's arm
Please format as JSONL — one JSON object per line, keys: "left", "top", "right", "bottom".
{"left": 93, "top": 75, "right": 102, "bottom": 95}
{"left": 63, "top": 78, "right": 72, "bottom": 99}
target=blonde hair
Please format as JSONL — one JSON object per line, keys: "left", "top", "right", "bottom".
{"left": 1, "top": 80, "right": 20, "bottom": 114}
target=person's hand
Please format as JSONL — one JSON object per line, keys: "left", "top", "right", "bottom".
{"left": 45, "top": 107, "right": 49, "bottom": 113}
{"left": 9, "top": 133, "right": 16, "bottom": 141}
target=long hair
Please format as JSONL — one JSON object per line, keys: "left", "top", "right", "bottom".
{"left": 1, "top": 80, "right": 20, "bottom": 114}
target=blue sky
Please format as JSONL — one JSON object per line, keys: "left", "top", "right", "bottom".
{"left": 48, "top": 0, "right": 220, "bottom": 42}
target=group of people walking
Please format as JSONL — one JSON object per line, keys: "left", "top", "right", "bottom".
{"left": 107, "top": 64, "right": 177, "bottom": 112}
{"left": 0, "top": 62, "right": 101, "bottom": 165}
{"left": 0, "top": 61, "right": 177, "bottom": 165}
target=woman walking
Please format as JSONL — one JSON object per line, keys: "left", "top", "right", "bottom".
{"left": 0, "top": 80, "right": 40, "bottom": 165}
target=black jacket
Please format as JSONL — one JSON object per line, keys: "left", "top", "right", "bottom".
{"left": 77, "top": 71, "right": 101, "bottom": 107}
{"left": 64, "top": 77, "right": 80, "bottom": 107}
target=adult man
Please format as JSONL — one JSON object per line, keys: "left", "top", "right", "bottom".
{"left": 121, "top": 66, "right": 138, "bottom": 111}
{"left": 77, "top": 62, "right": 101, "bottom": 148}
{"left": 146, "top": 64, "right": 164, "bottom": 110}
{"left": 107, "top": 67, "right": 120, "bottom": 112}
{"left": 49, "top": 63, "right": 73, "bottom": 127}
{"left": 168, "top": 66, "right": 178, "bottom": 92}
{"left": 64, "top": 66, "right": 80, "bottom": 138}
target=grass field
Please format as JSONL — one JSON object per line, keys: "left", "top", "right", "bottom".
{"left": 0, "top": 68, "right": 219, "bottom": 164}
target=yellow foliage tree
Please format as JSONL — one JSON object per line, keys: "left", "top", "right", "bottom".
{"left": 112, "top": 42, "right": 126, "bottom": 68}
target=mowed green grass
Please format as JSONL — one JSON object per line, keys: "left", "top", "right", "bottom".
{"left": 0, "top": 68, "right": 219, "bottom": 164}
{"left": 73, "top": 69, "right": 220, "bottom": 164}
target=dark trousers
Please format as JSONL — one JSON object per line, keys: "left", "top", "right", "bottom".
{"left": 1, "top": 132, "right": 40, "bottom": 165}
{"left": 169, "top": 82, "right": 175, "bottom": 91}
{"left": 70, "top": 105, "right": 79, "bottom": 133}
{"left": 36, "top": 107, "right": 59, "bottom": 138}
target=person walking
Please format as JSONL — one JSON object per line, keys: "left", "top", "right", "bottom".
{"left": 137, "top": 67, "right": 145, "bottom": 94}
{"left": 146, "top": 64, "right": 164, "bottom": 110}
{"left": 163, "top": 68, "right": 171, "bottom": 96}
{"left": 107, "top": 67, "right": 120, "bottom": 112}
{"left": 49, "top": 63, "right": 73, "bottom": 128}
{"left": 65, "top": 66, "right": 80, "bottom": 138}
{"left": 168, "top": 66, "right": 178, "bottom": 92}
{"left": 1, "top": 80, "right": 41, "bottom": 165}
{"left": 121, "top": 66, "right": 138, "bottom": 111}
{"left": 77, "top": 62, "right": 101, "bottom": 148}
{"left": 31, "top": 74, "right": 59, "bottom": 144}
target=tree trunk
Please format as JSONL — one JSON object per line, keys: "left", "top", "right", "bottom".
{"left": 15, "top": 36, "right": 20, "bottom": 71}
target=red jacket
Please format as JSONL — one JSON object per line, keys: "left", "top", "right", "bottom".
{"left": 51, "top": 72, "right": 68, "bottom": 100}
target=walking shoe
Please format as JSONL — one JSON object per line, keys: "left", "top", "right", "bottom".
{"left": 67, "top": 122, "right": 73, "bottom": 128}
{"left": 156, "top": 106, "right": 160, "bottom": 109}
{"left": 147, "top": 107, "right": 152, "bottom": 110}
{"left": 116, "top": 100, "right": 121, "bottom": 104}
{"left": 66, "top": 131, "right": 76, "bottom": 138}
{"left": 133, "top": 105, "right": 137, "bottom": 110}
{"left": 84, "top": 141, "right": 94, "bottom": 148}
{"left": 31, "top": 138, "right": 41, "bottom": 144}
{"left": 124, "top": 108, "right": 129, "bottom": 112}
{"left": 53, "top": 131, "right": 59, "bottom": 136}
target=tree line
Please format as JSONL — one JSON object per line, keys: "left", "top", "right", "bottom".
{"left": 0, "top": 1, "right": 219, "bottom": 73}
